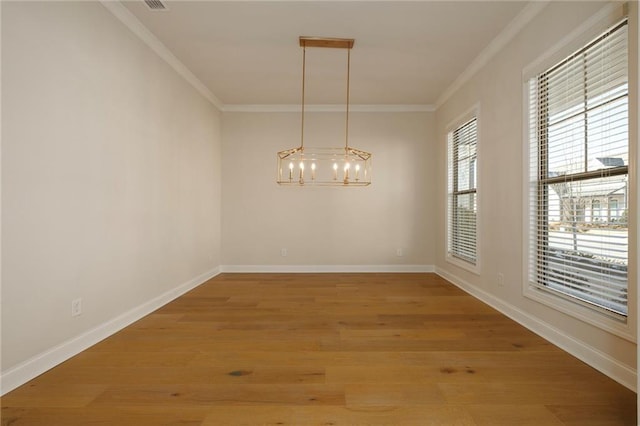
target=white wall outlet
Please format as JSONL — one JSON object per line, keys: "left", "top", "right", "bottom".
{"left": 497, "top": 273, "right": 505, "bottom": 287}
{"left": 281, "top": 248, "right": 287, "bottom": 257}
{"left": 71, "top": 298, "right": 82, "bottom": 317}
{"left": 396, "top": 248, "right": 403, "bottom": 257}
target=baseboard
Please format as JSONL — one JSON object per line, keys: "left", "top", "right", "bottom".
{"left": 8, "top": 265, "right": 630, "bottom": 395}
{"left": 219, "top": 264, "right": 435, "bottom": 273}
{"left": 0, "top": 267, "right": 221, "bottom": 396}
{"left": 435, "top": 267, "right": 637, "bottom": 392}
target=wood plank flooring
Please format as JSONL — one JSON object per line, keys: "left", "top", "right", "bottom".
{"left": 2, "top": 273, "right": 636, "bottom": 425}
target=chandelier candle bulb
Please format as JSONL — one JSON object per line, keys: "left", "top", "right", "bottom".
{"left": 311, "top": 163, "right": 316, "bottom": 180}
{"left": 355, "top": 164, "right": 360, "bottom": 181}
{"left": 333, "top": 163, "right": 338, "bottom": 180}
{"left": 299, "top": 161, "right": 305, "bottom": 184}
{"left": 289, "top": 162, "right": 294, "bottom": 181}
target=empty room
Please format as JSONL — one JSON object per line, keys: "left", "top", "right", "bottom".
{"left": 1, "top": 0, "right": 638, "bottom": 425}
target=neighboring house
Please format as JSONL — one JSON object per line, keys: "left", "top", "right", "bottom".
{"left": 549, "top": 180, "right": 627, "bottom": 224}
{"left": 548, "top": 157, "right": 628, "bottom": 225}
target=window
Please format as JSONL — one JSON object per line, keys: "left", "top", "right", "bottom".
{"left": 527, "top": 20, "right": 628, "bottom": 319}
{"left": 609, "top": 199, "right": 619, "bottom": 221}
{"left": 591, "top": 199, "right": 601, "bottom": 221}
{"left": 447, "top": 116, "right": 478, "bottom": 269}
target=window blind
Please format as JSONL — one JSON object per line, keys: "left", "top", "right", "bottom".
{"left": 448, "top": 117, "right": 478, "bottom": 265}
{"left": 528, "top": 20, "right": 628, "bottom": 317}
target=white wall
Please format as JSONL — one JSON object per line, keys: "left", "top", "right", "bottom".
{"left": 221, "top": 111, "right": 434, "bottom": 269}
{"left": 435, "top": 1, "right": 637, "bottom": 389}
{"left": 1, "top": 1, "right": 221, "bottom": 386}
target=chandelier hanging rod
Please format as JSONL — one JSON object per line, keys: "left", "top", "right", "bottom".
{"left": 299, "top": 37, "right": 355, "bottom": 151}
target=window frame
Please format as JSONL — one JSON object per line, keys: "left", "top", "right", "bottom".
{"left": 446, "top": 105, "right": 481, "bottom": 274}
{"left": 522, "top": 8, "right": 635, "bottom": 341}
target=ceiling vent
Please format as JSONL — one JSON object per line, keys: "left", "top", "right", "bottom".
{"left": 144, "top": 0, "right": 167, "bottom": 11}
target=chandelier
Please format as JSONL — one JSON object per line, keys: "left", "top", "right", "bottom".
{"left": 276, "top": 36, "right": 372, "bottom": 186}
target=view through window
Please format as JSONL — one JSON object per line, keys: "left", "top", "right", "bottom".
{"left": 527, "top": 20, "right": 628, "bottom": 317}
{"left": 448, "top": 117, "right": 478, "bottom": 266}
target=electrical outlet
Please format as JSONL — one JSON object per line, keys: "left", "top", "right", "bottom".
{"left": 497, "top": 273, "right": 505, "bottom": 287}
{"left": 71, "top": 298, "right": 82, "bottom": 317}
{"left": 281, "top": 248, "right": 288, "bottom": 257}
{"left": 396, "top": 248, "right": 403, "bottom": 257}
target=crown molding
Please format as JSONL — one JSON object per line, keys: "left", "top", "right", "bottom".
{"left": 222, "top": 104, "right": 435, "bottom": 113}
{"left": 435, "top": 1, "right": 549, "bottom": 109}
{"left": 99, "top": 1, "right": 433, "bottom": 113}
{"left": 100, "top": 0, "right": 547, "bottom": 113}
{"left": 100, "top": 1, "right": 224, "bottom": 110}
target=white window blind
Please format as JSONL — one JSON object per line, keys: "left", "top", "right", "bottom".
{"left": 448, "top": 117, "right": 478, "bottom": 265}
{"left": 527, "top": 20, "right": 628, "bottom": 317}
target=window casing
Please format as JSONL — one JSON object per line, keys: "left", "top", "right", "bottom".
{"left": 526, "top": 20, "right": 629, "bottom": 319}
{"left": 447, "top": 116, "right": 478, "bottom": 270}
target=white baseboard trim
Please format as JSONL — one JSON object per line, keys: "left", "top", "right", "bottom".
{"left": 0, "top": 267, "right": 221, "bottom": 396}
{"left": 435, "top": 267, "right": 637, "bottom": 392}
{"left": 219, "top": 264, "right": 435, "bottom": 273}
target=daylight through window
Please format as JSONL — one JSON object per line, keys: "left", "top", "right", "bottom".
{"left": 527, "top": 20, "right": 628, "bottom": 317}
{"left": 448, "top": 117, "right": 478, "bottom": 266}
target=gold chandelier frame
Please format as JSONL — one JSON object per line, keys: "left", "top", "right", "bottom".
{"left": 276, "top": 36, "right": 372, "bottom": 186}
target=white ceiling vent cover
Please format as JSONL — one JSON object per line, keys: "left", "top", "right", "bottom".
{"left": 144, "top": 0, "right": 167, "bottom": 11}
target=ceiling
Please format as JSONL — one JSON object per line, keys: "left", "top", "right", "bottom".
{"left": 121, "top": 1, "right": 530, "bottom": 107}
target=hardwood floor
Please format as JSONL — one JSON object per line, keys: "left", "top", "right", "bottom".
{"left": 2, "top": 273, "right": 636, "bottom": 425}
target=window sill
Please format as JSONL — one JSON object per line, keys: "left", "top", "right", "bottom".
{"left": 446, "top": 253, "right": 480, "bottom": 275}
{"left": 523, "top": 282, "right": 635, "bottom": 343}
